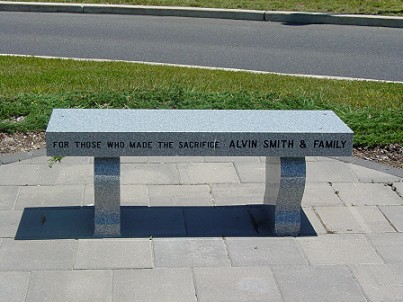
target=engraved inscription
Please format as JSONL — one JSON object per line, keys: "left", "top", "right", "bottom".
{"left": 130, "top": 141, "right": 153, "bottom": 148}
{"left": 263, "top": 140, "right": 294, "bottom": 149}
{"left": 229, "top": 140, "right": 257, "bottom": 148}
{"left": 107, "top": 142, "right": 125, "bottom": 148}
{"left": 178, "top": 141, "right": 219, "bottom": 149}
{"left": 314, "top": 140, "right": 346, "bottom": 149}
{"left": 74, "top": 141, "right": 101, "bottom": 149}
{"left": 49, "top": 137, "right": 350, "bottom": 156}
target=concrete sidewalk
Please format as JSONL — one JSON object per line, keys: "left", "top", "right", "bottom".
{"left": 0, "top": 154, "right": 402, "bottom": 301}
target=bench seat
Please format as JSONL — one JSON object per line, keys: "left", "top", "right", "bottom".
{"left": 46, "top": 109, "right": 353, "bottom": 236}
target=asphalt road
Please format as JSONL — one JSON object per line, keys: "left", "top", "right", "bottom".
{"left": 1, "top": 12, "right": 402, "bottom": 81}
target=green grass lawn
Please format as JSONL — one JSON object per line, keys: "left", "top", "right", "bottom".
{"left": 0, "top": 56, "right": 402, "bottom": 147}
{"left": 6, "top": 0, "right": 403, "bottom": 15}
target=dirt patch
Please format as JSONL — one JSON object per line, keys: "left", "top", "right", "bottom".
{"left": 0, "top": 131, "right": 402, "bottom": 169}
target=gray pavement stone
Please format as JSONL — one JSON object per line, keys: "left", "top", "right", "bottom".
{"left": 26, "top": 270, "right": 112, "bottom": 302}
{"left": 234, "top": 162, "right": 266, "bottom": 183}
{"left": 178, "top": 163, "right": 239, "bottom": 184}
{"left": 149, "top": 156, "right": 204, "bottom": 163}
{"left": 15, "top": 185, "right": 84, "bottom": 209}
{"left": 0, "top": 164, "right": 60, "bottom": 185}
{"left": 379, "top": 205, "right": 403, "bottom": 232}
{"left": 302, "top": 183, "right": 343, "bottom": 207}
{"left": 348, "top": 163, "right": 402, "bottom": 183}
{"left": 193, "top": 267, "right": 281, "bottom": 302}
{"left": 29, "top": 156, "right": 90, "bottom": 165}
{"left": 148, "top": 184, "right": 212, "bottom": 206}
{"left": 0, "top": 239, "right": 77, "bottom": 270}
{"left": 121, "top": 207, "right": 186, "bottom": 237}
{"left": 205, "top": 156, "right": 260, "bottom": 163}
{"left": 350, "top": 264, "right": 403, "bottom": 302}
{"left": 55, "top": 164, "right": 93, "bottom": 185}
{"left": 394, "top": 182, "right": 403, "bottom": 196}
{"left": 210, "top": 183, "right": 267, "bottom": 206}
{"left": 184, "top": 206, "right": 264, "bottom": 237}
{"left": 367, "top": 233, "right": 403, "bottom": 263}
{"left": 302, "top": 208, "right": 327, "bottom": 235}
{"left": 225, "top": 237, "right": 307, "bottom": 266}
{"left": 0, "top": 210, "right": 23, "bottom": 238}
{"left": 314, "top": 206, "right": 395, "bottom": 234}
{"left": 0, "top": 186, "right": 19, "bottom": 210}
{"left": 113, "top": 268, "right": 196, "bottom": 302}
{"left": 75, "top": 239, "right": 153, "bottom": 269}
{"left": 332, "top": 183, "right": 402, "bottom": 206}
{"left": 122, "top": 163, "right": 179, "bottom": 184}
{"left": 0, "top": 271, "right": 30, "bottom": 302}
{"left": 297, "top": 234, "right": 383, "bottom": 265}
{"left": 306, "top": 161, "right": 358, "bottom": 183}
{"left": 153, "top": 238, "right": 230, "bottom": 267}
{"left": 314, "top": 156, "right": 340, "bottom": 162}
{"left": 119, "top": 156, "right": 148, "bottom": 163}
{"left": 83, "top": 184, "right": 149, "bottom": 206}
{"left": 272, "top": 265, "right": 366, "bottom": 302}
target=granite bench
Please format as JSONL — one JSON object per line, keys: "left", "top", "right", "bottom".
{"left": 46, "top": 109, "right": 353, "bottom": 237}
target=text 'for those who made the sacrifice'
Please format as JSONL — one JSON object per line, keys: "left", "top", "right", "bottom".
{"left": 52, "top": 139, "right": 347, "bottom": 150}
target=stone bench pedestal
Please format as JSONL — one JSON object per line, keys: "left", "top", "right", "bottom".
{"left": 94, "top": 157, "right": 121, "bottom": 237}
{"left": 92, "top": 156, "right": 306, "bottom": 237}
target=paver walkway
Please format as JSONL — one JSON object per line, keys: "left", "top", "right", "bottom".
{"left": 0, "top": 154, "right": 402, "bottom": 302}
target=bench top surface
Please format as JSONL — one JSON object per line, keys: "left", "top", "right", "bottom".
{"left": 47, "top": 109, "right": 353, "bottom": 134}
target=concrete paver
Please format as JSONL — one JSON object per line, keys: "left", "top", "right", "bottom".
{"left": 367, "top": 233, "right": 403, "bottom": 263}
{"left": 210, "top": 183, "right": 268, "bottom": 205}
{"left": 205, "top": 156, "right": 260, "bottom": 163}
{"left": 233, "top": 162, "right": 266, "bottom": 183}
{"left": 379, "top": 206, "right": 403, "bottom": 232}
{"left": 75, "top": 239, "right": 153, "bottom": 269}
{"left": 394, "top": 182, "right": 403, "bottom": 196}
{"left": 225, "top": 237, "right": 308, "bottom": 266}
{"left": 272, "top": 265, "right": 366, "bottom": 302}
{"left": 55, "top": 164, "right": 93, "bottom": 185}
{"left": 0, "top": 210, "right": 23, "bottom": 238}
{"left": 113, "top": 268, "right": 197, "bottom": 302}
{"left": 332, "top": 183, "right": 402, "bottom": 206}
{"left": 0, "top": 186, "right": 19, "bottom": 210}
{"left": 26, "top": 270, "right": 112, "bottom": 302}
{"left": 0, "top": 271, "right": 29, "bottom": 302}
{"left": 347, "top": 163, "right": 401, "bottom": 183}
{"left": 193, "top": 267, "right": 282, "bottom": 302}
{"left": 307, "top": 161, "right": 358, "bottom": 183}
{"left": 301, "top": 183, "right": 343, "bottom": 207}
{"left": 301, "top": 208, "right": 327, "bottom": 235}
{"left": 83, "top": 184, "right": 149, "bottom": 206}
{"left": 153, "top": 238, "right": 230, "bottom": 267}
{"left": 15, "top": 185, "right": 83, "bottom": 209}
{"left": 0, "top": 239, "right": 77, "bottom": 270}
{"left": 178, "top": 163, "right": 239, "bottom": 184}
{"left": 314, "top": 206, "right": 395, "bottom": 234}
{"left": 122, "top": 163, "right": 180, "bottom": 184}
{"left": 0, "top": 164, "right": 60, "bottom": 185}
{"left": 297, "top": 234, "right": 383, "bottom": 265}
{"left": 350, "top": 264, "right": 403, "bottom": 302}
{"left": 148, "top": 184, "right": 212, "bottom": 206}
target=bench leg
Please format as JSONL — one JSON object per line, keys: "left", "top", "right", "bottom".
{"left": 94, "top": 157, "right": 121, "bottom": 237}
{"left": 264, "top": 157, "right": 306, "bottom": 236}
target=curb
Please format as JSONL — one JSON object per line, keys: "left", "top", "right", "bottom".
{"left": 0, "top": 1, "right": 402, "bottom": 28}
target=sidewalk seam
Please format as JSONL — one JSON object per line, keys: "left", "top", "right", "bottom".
{"left": 0, "top": 1, "right": 402, "bottom": 28}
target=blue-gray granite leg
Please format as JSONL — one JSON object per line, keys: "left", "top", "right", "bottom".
{"left": 94, "top": 157, "right": 121, "bottom": 237}
{"left": 264, "top": 157, "right": 306, "bottom": 236}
